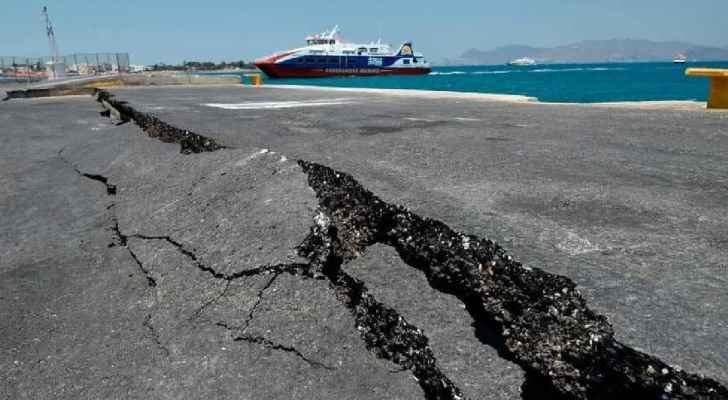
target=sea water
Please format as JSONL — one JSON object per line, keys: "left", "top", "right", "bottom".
{"left": 254, "top": 61, "right": 728, "bottom": 103}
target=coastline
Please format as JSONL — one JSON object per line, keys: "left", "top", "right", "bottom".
{"left": 261, "top": 84, "right": 708, "bottom": 110}
{"left": 4, "top": 77, "right": 711, "bottom": 111}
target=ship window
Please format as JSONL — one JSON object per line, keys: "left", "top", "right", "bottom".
{"left": 329, "top": 40, "right": 335, "bottom": 44}
{"left": 413, "top": 58, "right": 418, "bottom": 63}
{"left": 370, "top": 48, "right": 378, "bottom": 53}
{"left": 403, "top": 59, "right": 411, "bottom": 65}
{"left": 305, "top": 58, "right": 314, "bottom": 63}
{"left": 297, "top": 58, "right": 305, "bottom": 63}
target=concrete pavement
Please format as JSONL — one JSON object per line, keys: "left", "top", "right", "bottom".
{"left": 1, "top": 85, "right": 726, "bottom": 399}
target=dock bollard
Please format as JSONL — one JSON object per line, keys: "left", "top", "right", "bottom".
{"left": 685, "top": 68, "right": 728, "bottom": 109}
{"left": 250, "top": 74, "right": 262, "bottom": 86}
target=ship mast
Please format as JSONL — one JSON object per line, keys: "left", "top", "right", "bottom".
{"left": 42, "top": 6, "right": 60, "bottom": 64}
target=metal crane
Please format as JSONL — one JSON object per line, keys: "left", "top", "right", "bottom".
{"left": 42, "top": 6, "right": 60, "bottom": 63}
{"left": 42, "top": 6, "right": 63, "bottom": 79}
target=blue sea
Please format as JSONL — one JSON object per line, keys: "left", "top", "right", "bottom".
{"left": 234, "top": 61, "right": 728, "bottom": 103}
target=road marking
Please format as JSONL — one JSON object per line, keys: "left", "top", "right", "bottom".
{"left": 203, "top": 98, "right": 355, "bottom": 110}
{"left": 405, "top": 117, "right": 437, "bottom": 122}
{"left": 407, "top": 117, "right": 482, "bottom": 123}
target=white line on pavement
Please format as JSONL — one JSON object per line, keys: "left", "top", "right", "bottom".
{"left": 203, "top": 98, "right": 356, "bottom": 110}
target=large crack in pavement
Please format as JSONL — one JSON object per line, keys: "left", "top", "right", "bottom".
{"left": 297, "top": 160, "right": 728, "bottom": 400}
{"left": 95, "top": 89, "right": 225, "bottom": 154}
{"left": 124, "top": 228, "right": 466, "bottom": 399}
{"left": 299, "top": 222, "right": 466, "bottom": 399}
{"left": 64, "top": 134, "right": 466, "bottom": 398}
{"left": 121, "top": 226, "right": 464, "bottom": 397}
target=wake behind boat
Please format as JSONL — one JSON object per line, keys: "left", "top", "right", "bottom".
{"left": 255, "top": 26, "right": 431, "bottom": 78}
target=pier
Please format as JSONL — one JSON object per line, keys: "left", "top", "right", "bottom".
{"left": 2, "top": 85, "right": 727, "bottom": 399}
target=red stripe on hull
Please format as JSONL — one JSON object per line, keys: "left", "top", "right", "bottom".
{"left": 256, "top": 63, "right": 431, "bottom": 79}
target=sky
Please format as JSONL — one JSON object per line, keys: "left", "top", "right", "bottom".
{"left": 1, "top": 0, "right": 726, "bottom": 65}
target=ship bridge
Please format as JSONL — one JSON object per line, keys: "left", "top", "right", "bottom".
{"left": 305, "top": 26, "right": 340, "bottom": 46}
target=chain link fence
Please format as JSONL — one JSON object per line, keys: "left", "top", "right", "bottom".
{"left": 0, "top": 53, "right": 130, "bottom": 84}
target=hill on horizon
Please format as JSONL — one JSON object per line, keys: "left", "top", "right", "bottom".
{"left": 444, "top": 39, "right": 728, "bottom": 65}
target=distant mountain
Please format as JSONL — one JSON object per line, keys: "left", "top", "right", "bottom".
{"left": 446, "top": 39, "right": 728, "bottom": 65}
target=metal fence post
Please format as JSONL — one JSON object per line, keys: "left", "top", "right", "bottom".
{"left": 26, "top": 57, "right": 31, "bottom": 87}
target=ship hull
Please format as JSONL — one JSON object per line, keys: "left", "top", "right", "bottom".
{"left": 256, "top": 63, "right": 431, "bottom": 78}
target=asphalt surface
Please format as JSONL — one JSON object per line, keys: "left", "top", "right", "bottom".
{"left": 1, "top": 85, "right": 727, "bottom": 399}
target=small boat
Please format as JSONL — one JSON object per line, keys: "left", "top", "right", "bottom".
{"left": 255, "top": 26, "right": 431, "bottom": 78}
{"left": 508, "top": 57, "right": 537, "bottom": 66}
{"left": 673, "top": 54, "right": 687, "bottom": 64}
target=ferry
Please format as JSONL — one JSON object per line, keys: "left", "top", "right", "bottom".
{"left": 508, "top": 57, "right": 537, "bottom": 66}
{"left": 672, "top": 54, "right": 687, "bottom": 64}
{"left": 255, "top": 26, "right": 431, "bottom": 78}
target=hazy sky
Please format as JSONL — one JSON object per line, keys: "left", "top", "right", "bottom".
{"left": 1, "top": 0, "right": 726, "bottom": 64}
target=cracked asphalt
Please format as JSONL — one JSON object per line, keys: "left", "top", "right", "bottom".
{"left": 1, "top": 85, "right": 727, "bottom": 399}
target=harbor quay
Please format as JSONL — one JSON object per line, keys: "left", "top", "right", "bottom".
{"left": 1, "top": 85, "right": 727, "bottom": 399}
